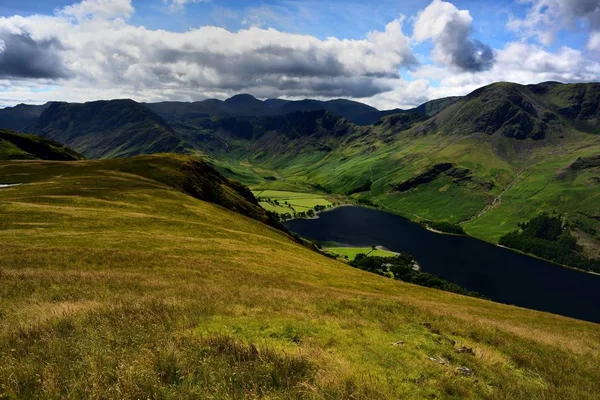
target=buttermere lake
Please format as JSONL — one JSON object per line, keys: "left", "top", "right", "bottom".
{"left": 285, "top": 206, "right": 600, "bottom": 323}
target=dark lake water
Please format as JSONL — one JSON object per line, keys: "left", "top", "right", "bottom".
{"left": 284, "top": 206, "right": 600, "bottom": 323}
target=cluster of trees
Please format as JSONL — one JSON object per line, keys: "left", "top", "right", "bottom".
{"left": 422, "top": 220, "right": 466, "bottom": 235}
{"left": 350, "top": 254, "right": 484, "bottom": 298}
{"left": 258, "top": 198, "right": 289, "bottom": 207}
{"left": 309, "top": 183, "right": 331, "bottom": 193}
{"left": 356, "top": 198, "right": 378, "bottom": 207}
{"left": 499, "top": 213, "right": 600, "bottom": 273}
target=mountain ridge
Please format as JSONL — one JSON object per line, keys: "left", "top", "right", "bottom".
{"left": 1, "top": 81, "right": 599, "bottom": 251}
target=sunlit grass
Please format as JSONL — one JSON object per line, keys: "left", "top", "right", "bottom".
{"left": 324, "top": 247, "right": 396, "bottom": 260}
{"left": 1, "top": 154, "right": 599, "bottom": 399}
{"left": 254, "top": 190, "right": 333, "bottom": 215}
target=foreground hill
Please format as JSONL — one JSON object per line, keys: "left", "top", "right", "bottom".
{"left": 0, "top": 130, "right": 83, "bottom": 161}
{"left": 0, "top": 154, "right": 598, "bottom": 399}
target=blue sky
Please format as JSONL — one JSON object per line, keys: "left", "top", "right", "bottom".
{"left": 1, "top": 0, "right": 583, "bottom": 48}
{"left": 0, "top": 0, "right": 599, "bottom": 109}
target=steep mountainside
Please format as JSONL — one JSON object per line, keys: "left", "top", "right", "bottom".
{"left": 30, "top": 100, "right": 190, "bottom": 159}
{"left": 0, "top": 154, "right": 598, "bottom": 398}
{"left": 431, "top": 82, "right": 600, "bottom": 140}
{"left": 0, "top": 103, "right": 48, "bottom": 131}
{"left": 0, "top": 129, "right": 83, "bottom": 161}
{"left": 414, "top": 96, "right": 462, "bottom": 116}
{"left": 193, "top": 82, "right": 600, "bottom": 249}
{"left": 171, "top": 110, "right": 363, "bottom": 172}
{"left": 2, "top": 82, "right": 599, "bottom": 248}
{"left": 146, "top": 95, "right": 440, "bottom": 126}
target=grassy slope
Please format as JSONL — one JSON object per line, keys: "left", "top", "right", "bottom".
{"left": 254, "top": 190, "right": 334, "bottom": 214}
{"left": 324, "top": 247, "right": 397, "bottom": 260}
{"left": 0, "top": 130, "right": 84, "bottom": 161}
{"left": 0, "top": 155, "right": 599, "bottom": 399}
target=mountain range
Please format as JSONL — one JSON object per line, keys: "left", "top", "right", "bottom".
{"left": 1, "top": 81, "right": 599, "bottom": 253}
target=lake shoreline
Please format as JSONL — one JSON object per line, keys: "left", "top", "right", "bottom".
{"left": 339, "top": 203, "right": 599, "bottom": 276}
{"left": 284, "top": 205, "right": 600, "bottom": 323}
{"left": 288, "top": 202, "right": 598, "bottom": 276}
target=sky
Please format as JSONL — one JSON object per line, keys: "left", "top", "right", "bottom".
{"left": 0, "top": 0, "right": 599, "bottom": 109}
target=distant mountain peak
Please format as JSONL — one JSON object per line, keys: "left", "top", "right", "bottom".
{"left": 224, "top": 93, "right": 261, "bottom": 103}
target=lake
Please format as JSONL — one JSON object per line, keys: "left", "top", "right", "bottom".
{"left": 284, "top": 206, "right": 600, "bottom": 323}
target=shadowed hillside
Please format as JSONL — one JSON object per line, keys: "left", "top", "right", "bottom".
{"left": 145, "top": 94, "right": 454, "bottom": 126}
{"left": 431, "top": 82, "right": 600, "bottom": 139}
{"left": 0, "top": 103, "right": 48, "bottom": 131}
{"left": 0, "top": 130, "right": 84, "bottom": 161}
{"left": 31, "top": 100, "right": 190, "bottom": 159}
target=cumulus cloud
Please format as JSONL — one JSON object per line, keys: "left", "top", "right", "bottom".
{"left": 60, "top": 0, "right": 134, "bottom": 20}
{"left": 0, "top": 0, "right": 598, "bottom": 110}
{"left": 508, "top": 0, "right": 600, "bottom": 48}
{"left": 0, "top": 31, "right": 69, "bottom": 79}
{"left": 366, "top": 41, "right": 600, "bottom": 110}
{"left": 413, "top": 0, "right": 495, "bottom": 72}
{"left": 0, "top": 0, "right": 416, "bottom": 101}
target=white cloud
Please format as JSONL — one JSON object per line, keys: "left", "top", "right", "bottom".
{"left": 0, "top": 0, "right": 598, "bottom": 110}
{"left": 60, "top": 0, "right": 134, "bottom": 20}
{"left": 162, "top": 0, "right": 212, "bottom": 12}
{"left": 508, "top": 0, "right": 600, "bottom": 47}
{"left": 413, "top": 0, "right": 495, "bottom": 72}
{"left": 588, "top": 31, "right": 600, "bottom": 50}
{"left": 0, "top": 0, "right": 418, "bottom": 104}
{"left": 366, "top": 41, "right": 600, "bottom": 110}
{"left": 359, "top": 78, "right": 431, "bottom": 110}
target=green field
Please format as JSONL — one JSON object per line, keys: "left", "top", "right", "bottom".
{"left": 254, "top": 190, "right": 334, "bottom": 215}
{"left": 1, "top": 154, "right": 599, "bottom": 398}
{"left": 324, "top": 247, "right": 397, "bottom": 260}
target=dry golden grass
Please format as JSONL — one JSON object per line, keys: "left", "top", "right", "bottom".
{"left": 0, "top": 154, "right": 599, "bottom": 399}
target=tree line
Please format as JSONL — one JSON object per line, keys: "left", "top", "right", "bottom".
{"left": 259, "top": 198, "right": 338, "bottom": 222}
{"left": 350, "top": 254, "right": 485, "bottom": 298}
{"left": 499, "top": 213, "right": 600, "bottom": 273}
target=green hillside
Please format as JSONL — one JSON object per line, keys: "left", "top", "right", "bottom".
{"left": 0, "top": 154, "right": 598, "bottom": 399}
{"left": 5, "top": 82, "right": 600, "bottom": 255}
{"left": 194, "top": 82, "right": 600, "bottom": 254}
{"left": 0, "top": 130, "right": 84, "bottom": 161}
